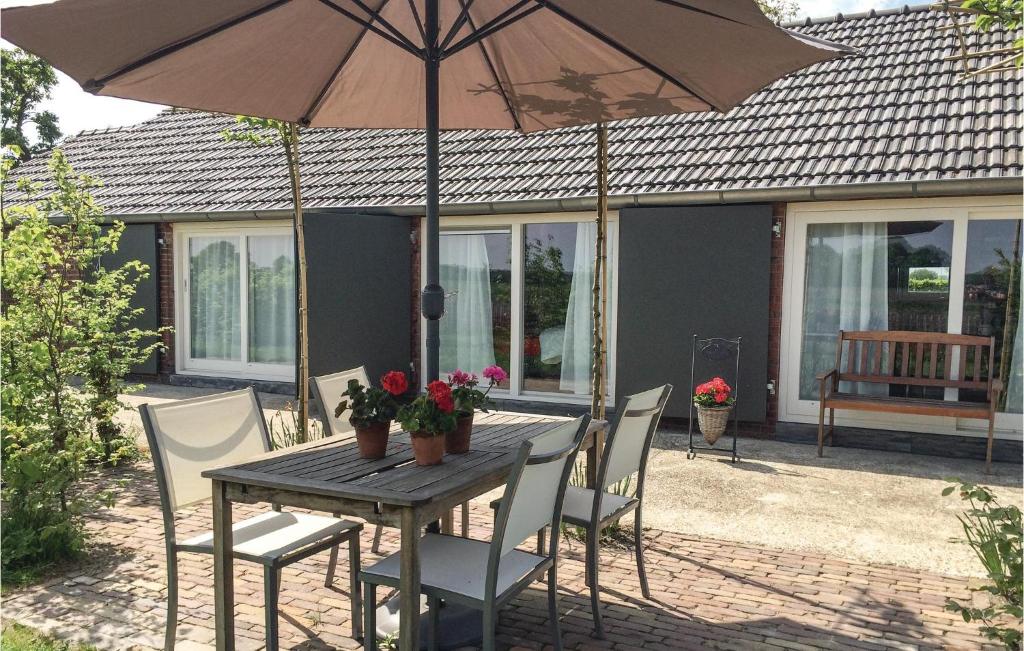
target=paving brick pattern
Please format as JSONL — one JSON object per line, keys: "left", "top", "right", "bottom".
{"left": 2, "top": 462, "right": 997, "bottom": 651}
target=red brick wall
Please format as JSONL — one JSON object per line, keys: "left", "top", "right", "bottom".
{"left": 157, "top": 222, "right": 175, "bottom": 377}
{"left": 765, "top": 202, "right": 787, "bottom": 434}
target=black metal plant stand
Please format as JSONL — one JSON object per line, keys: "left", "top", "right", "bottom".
{"left": 687, "top": 335, "right": 741, "bottom": 463}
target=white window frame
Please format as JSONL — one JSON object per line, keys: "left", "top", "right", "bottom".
{"left": 421, "top": 211, "right": 619, "bottom": 406}
{"left": 779, "top": 195, "right": 1024, "bottom": 440}
{"left": 174, "top": 221, "right": 295, "bottom": 381}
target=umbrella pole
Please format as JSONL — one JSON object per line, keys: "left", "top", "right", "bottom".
{"left": 421, "top": 0, "right": 443, "bottom": 383}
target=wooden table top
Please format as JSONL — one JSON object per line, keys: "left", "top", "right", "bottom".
{"left": 202, "top": 413, "right": 604, "bottom": 508}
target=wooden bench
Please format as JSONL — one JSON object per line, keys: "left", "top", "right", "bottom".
{"left": 817, "top": 330, "right": 1003, "bottom": 473}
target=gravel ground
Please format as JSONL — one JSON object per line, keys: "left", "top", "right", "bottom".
{"left": 118, "top": 384, "right": 1022, "bottom": 578}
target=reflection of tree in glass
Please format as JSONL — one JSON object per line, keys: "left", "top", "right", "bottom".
{"left": 189, "top": 240, "right": 240, "bottom": 360}
{"left": 524, "top": 236, "right": 572, "bottom": 332}
{"left": 249, "top": 253, "right": 295, "bottom": 364}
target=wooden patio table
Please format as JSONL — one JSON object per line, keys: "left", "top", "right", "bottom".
{"left": 202, "top": 413, "right": 608, "bottom": 651}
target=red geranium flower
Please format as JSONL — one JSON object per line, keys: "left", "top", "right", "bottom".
{"left": 381, "top": 370, "right": 408, "bottom": 396}
{"left": 427, "top": 380, "right": 451, "bottom": 401}
{"left": 714, "top": 391, "right": 728, "bottom": 404}
{"left": 435, "top": 394, "right": 454, "bottom": 413}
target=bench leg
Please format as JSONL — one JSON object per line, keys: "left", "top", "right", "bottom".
{"left": 985, "top": 415, "right": 995, "bottom": 475}
{"left": 817, "top": 400, "right": 827, "bottom": 457}
{"left": 828, "top": 408, "right": 835, "bottom": 446}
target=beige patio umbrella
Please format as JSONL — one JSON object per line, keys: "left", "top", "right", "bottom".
{"left": 1, "top": 0, "right": 855, "bottom": 388}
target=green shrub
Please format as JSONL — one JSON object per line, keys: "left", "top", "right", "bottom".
{"left": 943, "top": 480, "right": 1022, "bottom": 650}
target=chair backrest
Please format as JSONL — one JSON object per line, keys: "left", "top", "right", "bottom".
{"left": 835, "top": 330, "right": 994, "bottom": 391}
{"left": 139, "top": 388, "right": 271, "bottom": 511}
{"left": 600, "top": 385, "right": 673, "bottom": 489}
{"left": 309, "top": 366, "right": 371, "bottom": 437}
{"left": 492, "top": 415, "right": 589, "bottom": 561}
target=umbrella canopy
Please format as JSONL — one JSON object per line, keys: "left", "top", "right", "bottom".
{"left": 2, "top": 0, "right": 852, "bottom": 131}
{"left": 2, "top": 0, "right": 855, "bottom": 383}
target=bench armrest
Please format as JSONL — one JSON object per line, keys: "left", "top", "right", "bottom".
{"left": 816, "top": 368, "right": 839, "bottom": 399}
{"left": 990, "top": 378, "right": 1004, "bottom": 402}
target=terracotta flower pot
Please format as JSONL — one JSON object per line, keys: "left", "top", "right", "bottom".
{"left": 410, "top": 431, "right": 445, "bottom": 466}
{"left": 446, "top": 412, "right": 474, "bottom": 454}
{"left": 353, "top": 420, "right": 391, "bottom": 459}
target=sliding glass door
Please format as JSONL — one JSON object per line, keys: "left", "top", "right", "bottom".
{"left": 782, "top": 200, "right": 1023, "bottom": 434}
{"left": 179, "top": 225, "right": 295, "bottom": 380}
{"left": 437, "top": 216, "right": 617, "bottom": 403}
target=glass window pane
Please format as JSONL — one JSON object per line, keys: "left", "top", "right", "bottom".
{"left": 523, "top": 223, "right": 597, "bottom": 395}
{"left": 440, "top": 231, "right": 511, "bottom": 386}
{"left": 960, "top": 219, "right": 1022, "bottom": 413}
{"left": 189, "top": 235, "right": 241, "bottom": 361}
{"left": 799, "top": 221, "right": 953, "bottom": 400}
{"left": 248, "top": 234, "right": 295, "bottom": 365}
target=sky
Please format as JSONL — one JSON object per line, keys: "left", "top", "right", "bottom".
{"left": 2, "top": 0, "right": 909, "bottom": 142}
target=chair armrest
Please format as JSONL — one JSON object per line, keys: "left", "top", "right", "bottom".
{"left": 816, "top": 369, "right": 839, "bottom": 399}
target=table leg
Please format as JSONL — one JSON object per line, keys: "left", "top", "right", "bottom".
{"left": 399, "top": 508, "right": 421, "bottom": 651}
{"left": 213, "top": 480, "right": 235, "bottom": 651}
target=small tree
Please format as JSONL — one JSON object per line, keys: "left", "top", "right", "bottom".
{"left": 222, "top": 116, "right": 310, "bottom": 442}
{"left": 1, "top": 149, "right": 106, "bottom": 572}
{"left": 1, "top": 48, "right": 62, "bottom": 161}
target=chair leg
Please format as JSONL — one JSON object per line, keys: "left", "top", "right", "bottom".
{"left": 371, "top": 523, "right": 383, "bottom": 554}
{"left": 536, "top": 527, "right": 545, "bottom": 555}
{"left": 164, "top": 550, "right": 178, "bottom": 651}
{"left": 547, "top": 563, "right": 563, "bottom": 651}
{"left": 816, "top": 399, "right": 827, "bottom": 457}
{"left": 349, "top": 534, "right": 363, "bottom": 640}
{"left": 985, "top": 415, "right": 995, "bottom": 475}
{"left": 588, "top": 529, "right": 605, "bottom": 639}
{"left": 634, "top": 507, "right": 651, "bottom": 599}
{"left": 828, "top": 408, "right": 836, "bottom": 445}
{"left": 363, "top": 582, "right": 376, "bottom": 651}
{"left": 482, "top": 606, "right": 496, "bottom": 651}
{"left": 427, "top": 595, "right": 440, "bottom": 651}
{"left": 461, "top": 501, "right": 470, "bottom": 538}
{"left": 264, "top": 567, "right": 280, "bottom": 651}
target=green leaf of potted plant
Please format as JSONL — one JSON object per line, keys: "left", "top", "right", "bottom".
{"left": 396, "top": 380, "right": 458, "bottom": 465}
{"left": 446, "top": 365, "right": 507, "bottom": 454}
{"left": 693, "top": 376, "right": 735, "bottom": 446}
{"left": 335, "top": 371, "right": 406, "bottom": 459}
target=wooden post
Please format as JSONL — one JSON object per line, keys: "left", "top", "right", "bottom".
{"left": 285, "top": 123, "right": 310, "bottom": 443}
{"left": 212, "top": 480, "right": 235, "bottom": 650}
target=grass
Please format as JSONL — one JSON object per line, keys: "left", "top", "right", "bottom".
{"left": 0, "top": 624, "right": 96, "bottom": 651}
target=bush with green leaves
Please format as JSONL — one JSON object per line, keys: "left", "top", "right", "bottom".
{"left": 1, "top": 148, "right": 159, "bottom": 575}
{"left": 943, "top": 480, "right": 1022, "bottom": 650}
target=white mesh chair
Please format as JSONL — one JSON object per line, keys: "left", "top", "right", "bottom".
{"left": 489, "top": 385, "right": 672, "bottom": 639}
{"left": 360, "top": 415, "right": 591, "bottom": 651}
{"left": 140, "top": 388, "right": 364, "bottom": 651}
{"left": 310, "top": 366, "right": 470, "bottom": 553}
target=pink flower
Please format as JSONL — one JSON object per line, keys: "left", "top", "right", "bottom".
{"left": 482, "top": 365, "right": 507, "bottom": 384}
{"left": 448, "top": 369, "right": 472, "bottom": 387}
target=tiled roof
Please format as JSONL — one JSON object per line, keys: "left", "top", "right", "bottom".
{"left": 7, "top": 4, "right": 1021, "bottom": 216}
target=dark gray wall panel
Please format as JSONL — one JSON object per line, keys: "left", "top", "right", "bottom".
{"left": 616, "top": 205, "right": 772, "bottom": 420}
{"left": 101, "top": 223, "right": 159, "bottom": 374}
{"left": 305, "top": 212, "right": 413, "bottom": 387}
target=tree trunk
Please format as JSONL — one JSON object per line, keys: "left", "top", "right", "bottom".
{"left": 591, "top": 123, "right": 609, "bottom": 420}
{"left": 285, "top": 124, "right": 310, "bottom": 442}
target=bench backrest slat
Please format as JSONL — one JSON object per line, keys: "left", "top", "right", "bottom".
{"left": 835, "top": 330, "right": 994, "bottom": 391}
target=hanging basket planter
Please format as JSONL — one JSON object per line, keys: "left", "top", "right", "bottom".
{"left": 696, "top": 404, "right": 732, "bottom": 446}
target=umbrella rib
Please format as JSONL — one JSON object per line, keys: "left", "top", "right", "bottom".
{"left": 458, "top": 0, "right": 522, "bottom": 131}
{"left": 441, "top": 0, "right": 539, "bottom": 59}
{"left": 347, "top": 0, "right": 421, "bottom": 52}
{"left": 439, "top": 0, "right": 476, "bottom": 52}
{"left": 533, "top": 0, "right": 724, "bottom": 112}
{"left": 301, "top": 0, "right": 402, "bottom": 125}
{"left": 315, "top": 0, "right": 422, "bottom": 57}
{"left": 407, "top": 0, "right": 428, "bottom": 47}
{"left": 91, "top": 0, "right": 293, "bottom": 88}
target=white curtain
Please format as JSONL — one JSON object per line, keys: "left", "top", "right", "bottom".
{"left": 189, "top": 236, "right": 242, "bottom": 361}
{"left": 440, "top": 234, "right": 495, "bottom": 374}
{"left": 248, "top": 235, "right": 295, "bottom": 364}
{"left": 560, "top": 222, "right": 596, "bottom": 394}
{"left": 800, "top": 222, "right": 889, "bottom": 398}
{"left": 1006, "top": 303, "right": 1023, "bottom": 413}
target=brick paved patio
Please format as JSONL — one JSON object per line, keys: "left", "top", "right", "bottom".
{"left": 2, "top": 461, "right": 998, "bottom": 651}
